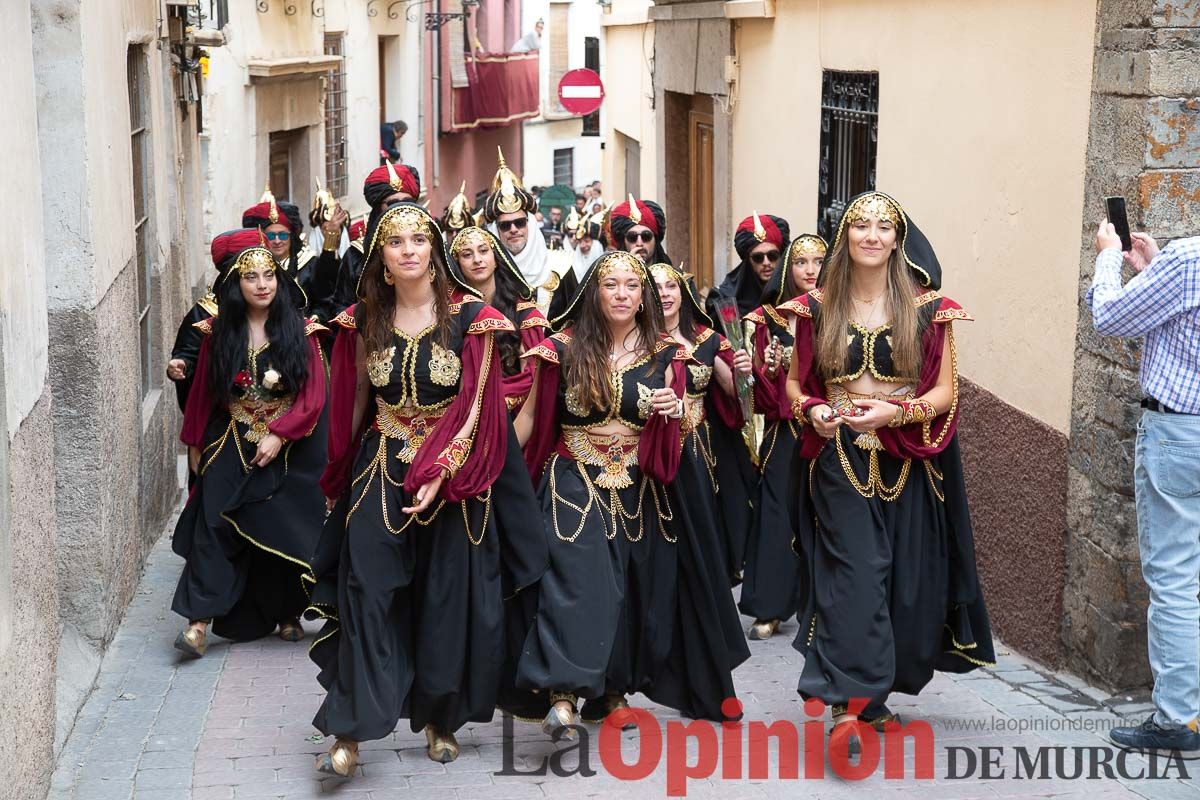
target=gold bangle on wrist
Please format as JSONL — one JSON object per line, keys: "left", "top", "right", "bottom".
{"left": 322, "top": 228, "right": 341, "bottom": 252}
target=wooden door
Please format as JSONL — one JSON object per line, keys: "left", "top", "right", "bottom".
{"left": 268, "top": 130, "right": 295, "bottom": 202}
{"left": 687, "top": 108, "right": 714, "bottom": 290}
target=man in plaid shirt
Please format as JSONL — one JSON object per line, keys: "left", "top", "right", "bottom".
{"left": 1090, "top": 220, "right": 1200, "bottom": 753}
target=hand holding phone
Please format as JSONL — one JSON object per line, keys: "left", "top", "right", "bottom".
{"left": 1104, "top": 196, "right": 1133, "bottom": 251}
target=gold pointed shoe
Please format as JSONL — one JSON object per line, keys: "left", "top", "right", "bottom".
{"left": 173, "top": 626, "right": 207, "bottom": 658}
{"left": 316, "top": 738, "right": 359, "bottom": 776}
{"left": 278, "top": 619, "right": 304, "bottom": 642}
{"left": 542, "top": 692, "right": 579, "bottom": 740}
{"left": 424, "top": 726, "right": 460, "bottom": 763}
{"left": 747, "top": 619, "right": 780, "bottom": 640}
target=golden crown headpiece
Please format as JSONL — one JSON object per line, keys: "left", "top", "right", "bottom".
{"left": 235, "top": 247, "right": 276, "bottom": 277}
{"left": 789, "top": 234, "right": 827, "bottom": 259}
{"left": 597, "top": 250, "right": 649, "bottom": 281}
{"left": 845, "top": 193, "right": 901, "bottom": 227}
{"left": 449, "top": 226, "right": 491, "bottom": 259}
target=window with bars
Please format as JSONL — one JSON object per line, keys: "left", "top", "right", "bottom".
{"left": 553, "top": 148, "right": 574, "bottom": 188}
{"left": 129, "top": 45, "right": 156, "bottom": 398}
{"left": 582, "top": 36, "right": 600, "bottom": 136}
{"left": 324, "top": 34, "right": 349, "bottom": 199}
{"left": 817, "top": 70, "right": 878, "bottom": 241}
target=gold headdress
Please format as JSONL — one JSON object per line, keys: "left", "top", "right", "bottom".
{"left": 312, "top": 176, "right": 336, "bottom": 222}
{"left": 752, "top": 210, "right": 766, "bottom": 242}
{"left": 366, "top": 205, "right": 435, "bottom": 261}
{"left": 491, "top": 147, "right": 526, "bottom": 216}
{"left": 844, "top": 193, "right": 901, "bottom": 227}
{"left": 449, "top": 226, "right": 491, "bottom": 259}
{"left": 235, "top": 247, "right": 276, "bottom": 277}
{"left": 443, "top": 181, "right": 472, "bottom": 230}
{"left": 597, "top": 250, "right": 649, "bottom": 281}
{"left": 789, "top": 234, "right": 827, "bottom": 259}
{"left": 649, "top": 263, "right": 687, "bottom": 284}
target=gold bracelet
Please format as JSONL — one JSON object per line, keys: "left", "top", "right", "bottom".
{"left": 322, "top": 228, "right": 341, "bottom": 252}
{"left": 791, "top": 397, "right": 808, "bottom": 423}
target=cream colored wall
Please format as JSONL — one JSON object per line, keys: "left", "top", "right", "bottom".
{"left": 601, "top": 5, "right": 657, "bottom": 199}
{"left": 1, "top": 0, "right": 49, "bottom": 434}
{"left": 731, "top": 0, "right": 1096, "bottom": 432}
{"left": 206, "top": 1, "right": 422, "bottom": 231}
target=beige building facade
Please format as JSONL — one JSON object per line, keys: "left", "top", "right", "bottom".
{"left": 5, "top": 1, "right": 208, "bottom": 797}
{"left": 601, "top": 0, "right": 1200, "bottom": 688}
{"left": 202, "top": 0, "right": 425, "bottom": 238}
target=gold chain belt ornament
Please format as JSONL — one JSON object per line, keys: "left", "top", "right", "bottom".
{"left": 229, "top": 396, "right": 293, "bottom": 443}
{"left": 825, "top": 384, "right": 913, "bottom": 501}
{"left": 561, "top": 430, "right": 640, "bottom": 490}
{"left": 373, "top": 397, "right": 446, "bottom": 463}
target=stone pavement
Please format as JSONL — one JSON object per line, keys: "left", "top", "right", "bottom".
{"left": 49, "top": 506, "right": 1200, "bottom": 800}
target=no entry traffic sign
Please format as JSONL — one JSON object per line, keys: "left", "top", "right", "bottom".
{"left": 557, "top": 69, "right": 605, "bottom": 116}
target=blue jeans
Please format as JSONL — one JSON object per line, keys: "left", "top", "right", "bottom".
{"left": 1135, "top": 409, "right": 1200, "bottom": 730}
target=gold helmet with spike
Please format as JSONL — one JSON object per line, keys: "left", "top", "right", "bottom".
{"left": 482, "top": 147, "right": 536, "bottom": 222}
{"left": 442, "top": 180, "right": 473, "bottom": 231}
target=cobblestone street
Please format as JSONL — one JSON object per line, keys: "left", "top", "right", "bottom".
{"left": 47, "top": 502, "right": 1200, "bottom": 800}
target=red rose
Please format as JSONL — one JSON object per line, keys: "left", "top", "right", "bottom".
{"left": 235, "top": 371, "right": 254, "bottom": 388}
{"left": 719, "top": 305, "right": 737, "bottom": 323}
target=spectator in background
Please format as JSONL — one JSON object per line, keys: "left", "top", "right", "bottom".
{"left": 574, "top": 193, "right": 587, "bottom": 212}
{"left": 1090, "top": 220, "right": 1200, "bottom": 754}
{"left": 379, "top": 120, "right": 407, "bottom": 163}
{"left": 512, "top": 19, "right": 543, "bottom": 52}
{"left": 590, "top": 180, "right": 603, "bottom": 207}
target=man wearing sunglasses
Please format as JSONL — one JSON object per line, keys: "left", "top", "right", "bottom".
{"left": 482, "top": 148, "right": 577, "bottom": 318}
{"left": 241, "top": 188, "right": 340, "bottom": 323}
{"left": 705, "top": 211, "right": 791, "bottom": 320}
{"left": 608, "top": 194, "right": 671, "bottom": 266}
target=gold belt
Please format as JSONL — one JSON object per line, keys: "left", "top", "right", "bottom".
{"left": 373, "top": 397, "right": 446, "bottom": 463}
{"left": 229, "top": 396, "right": 293, "bottom": 443}
{"left": 561, "top": 430, "right": 640, "bottom": 490}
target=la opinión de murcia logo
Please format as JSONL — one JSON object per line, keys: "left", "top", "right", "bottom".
{"left": 496, "top": 699, "right": 1193, "bottom": 796}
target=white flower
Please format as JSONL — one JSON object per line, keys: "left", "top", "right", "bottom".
{"left": 262, "top": 368, "right": 282, "bottom": 390}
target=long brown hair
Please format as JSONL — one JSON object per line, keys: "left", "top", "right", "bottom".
{"left": 359, "top": 240, "right": 454, "bottom": 356}
{"left": 815, "top": 234, "right": 921, "bottom": 382}
{"left": 564, "top": 269, "right": 664, "bottom": 415}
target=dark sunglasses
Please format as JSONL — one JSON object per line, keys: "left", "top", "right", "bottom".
{"left": 750, "top": 249, "right": 780, "bottom": 265}
{"left": 624, "top": 230, "right": 654, "bottom": 245}
{"left": 264, "top": 231, "right": 291, "bottom": 242}
{"left": 498, "top": 218, "right": 528, "bottom": 232}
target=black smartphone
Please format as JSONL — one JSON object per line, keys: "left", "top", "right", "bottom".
{"left": 1104, "top": 196, "right": 1133, "bottom": 251}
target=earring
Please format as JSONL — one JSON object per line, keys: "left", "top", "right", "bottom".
{"left": 428, "top": 264, "right": 436, "bottom": 283}
{"left": 383, "top": 269, "right": 394, "bottom": 286}
{"left": 638, "top": 302, "right": 644, "bottom": 312}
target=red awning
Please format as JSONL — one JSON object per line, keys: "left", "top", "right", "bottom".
{"left": 450, "top": 51, "right": 540, "bottom": 131}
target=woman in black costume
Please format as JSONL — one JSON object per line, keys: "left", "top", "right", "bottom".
{"left": 172, "top": 228, "right": 328, "bottom": 656}
{"left": 738, "top": 224, "right": 821, "bottom": 641}
{"left": 513, "top": 251, "right": 689, "bottom": 735}
{"left": 647, "top": 262, "right": 752, "bottom": 719}
{"left": 784, "top": 191, "right": 994, "bottom": 751}
{"left": 304, "top": 203, "right": 531, "bottom": 774}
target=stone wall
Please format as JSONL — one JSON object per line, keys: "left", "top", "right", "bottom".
{"left": 1064, "top": 0, "right": 1200, "bottom": 689}
{"left": 0, "top": 392, "right": 59, "bottom": 800}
